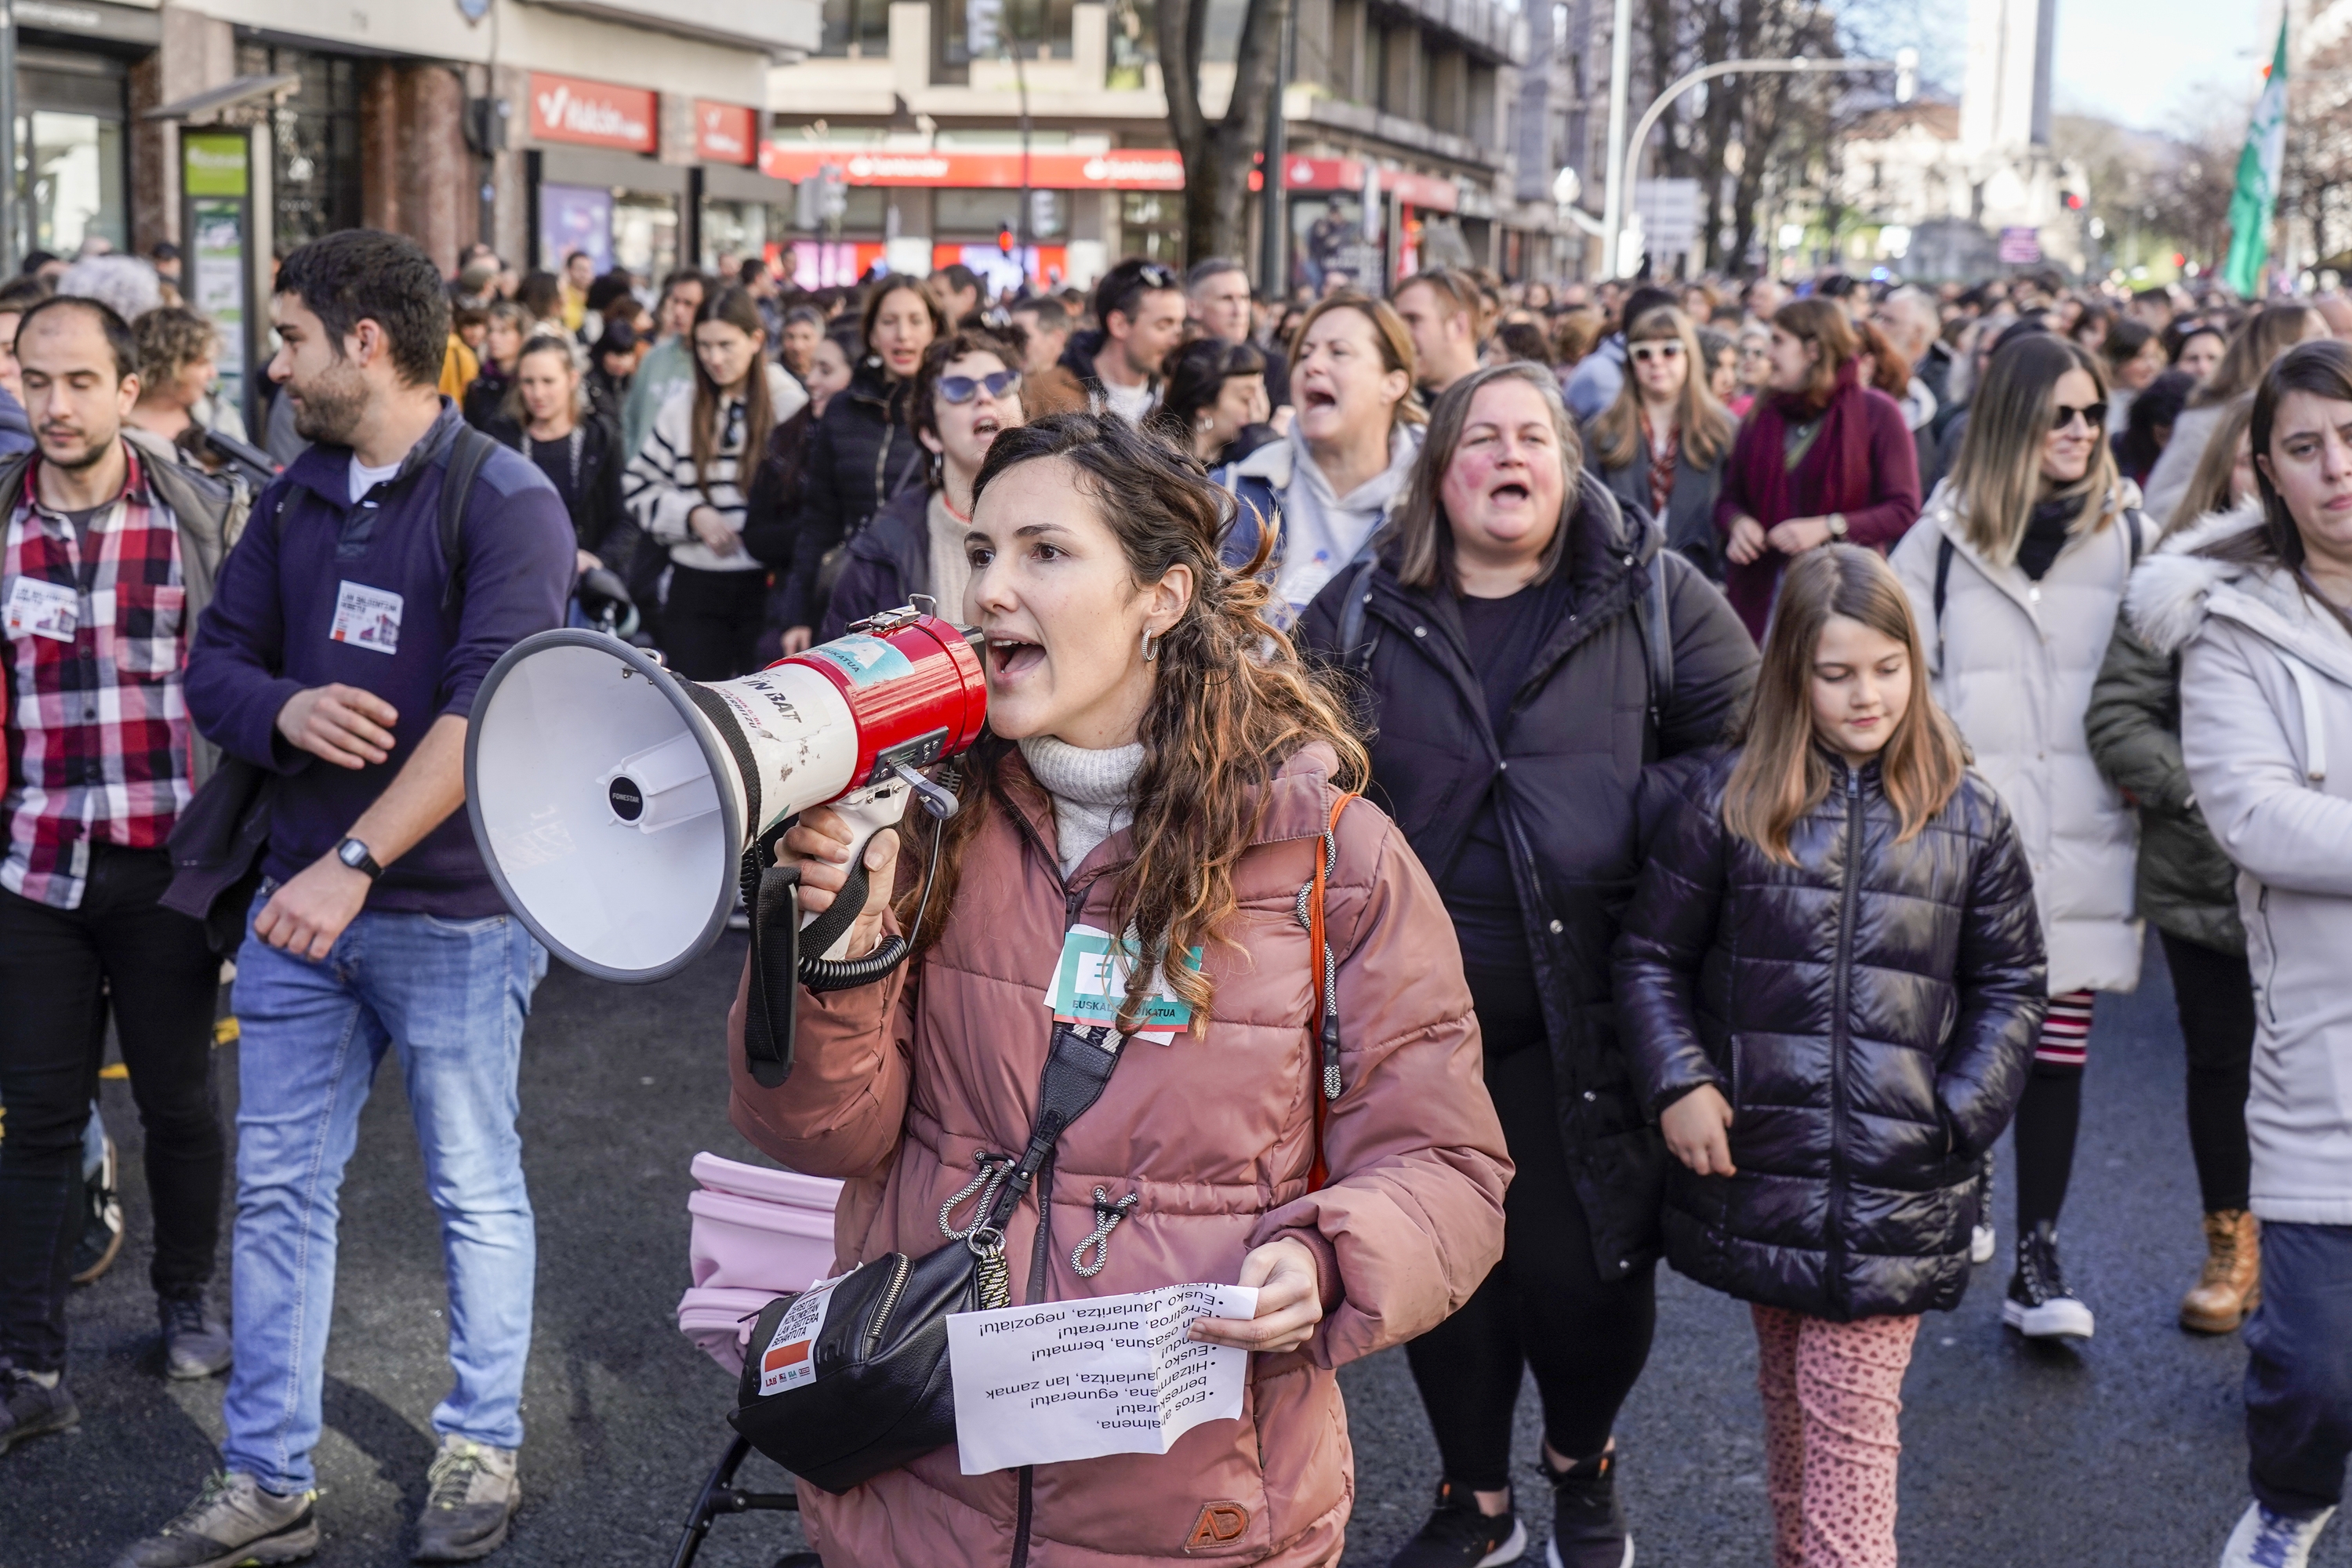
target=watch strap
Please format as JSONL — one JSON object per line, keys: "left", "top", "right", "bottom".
{"left": 338, "top": 838, "right": 384, "bottom": 880}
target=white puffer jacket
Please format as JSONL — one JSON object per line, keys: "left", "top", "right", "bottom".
{"left": 2133, "top": 499, "right": 2352, "bottom": 1225}
{"left": 1889, "top": 480, "right": 2147, "bottom": 995}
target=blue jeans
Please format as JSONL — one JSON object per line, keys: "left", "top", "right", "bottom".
{"left": 221, "top": 897, "right": 546, "bottom": 1494}
{"left": 2245, "top": 1221, "right": 2352, "bottom": 1516}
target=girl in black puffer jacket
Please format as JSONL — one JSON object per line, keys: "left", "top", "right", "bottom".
{"left": 1614, "top": 544, "right": 2046, "bottom": 1568}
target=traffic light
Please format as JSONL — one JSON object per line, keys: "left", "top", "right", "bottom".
{"left": 998, "top": 228, "right": 1016, "bottom": 256}
{"left": 2063, "top": 192, "right": 2085, "bottom": 211}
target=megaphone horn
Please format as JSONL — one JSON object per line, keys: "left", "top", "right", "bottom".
{"left": 465, "top": 605, "right": 989, "bottom": 987}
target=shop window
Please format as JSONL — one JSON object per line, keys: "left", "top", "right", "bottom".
{"left": 239, "top": 45, "right": 361, "bottom": 255}
{"left": 792, "top": 184, "right": 887, "bottom": 234}
{"left": 821, "top": 0, "right": 894, "bottom": 56}
{"left": 1118, "top": 193, "right": 1184, "bottom": 268}
{"left": 18, "top": 110, "right": 123, "bottom": 257}
{"left": 1106, "top": 0, "right": 1156, "bottom": 89}
{"left": 704, "top": 200, "right": 797, "bottom": 270}
{"left": 613, "top": 191, "right": 681, "bottom": 281}
{"left": 937, "top": 187, "right": 1066, "bottom": 239}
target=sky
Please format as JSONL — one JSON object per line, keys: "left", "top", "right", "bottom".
{"left": 2044, "top": 0, "right": 2279, "bottom": 133}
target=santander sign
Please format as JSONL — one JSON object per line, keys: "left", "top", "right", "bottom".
{"left": 529, "top": 72, "right": 657, "bottom": 154}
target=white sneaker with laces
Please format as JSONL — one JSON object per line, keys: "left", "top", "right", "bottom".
{"left": 2219, "top": 1501, "right": 2336, "bottom": 1567}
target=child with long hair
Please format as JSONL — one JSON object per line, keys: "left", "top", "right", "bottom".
{"left": 1614, "top": 545, "right": 2047, "bottom": 1568}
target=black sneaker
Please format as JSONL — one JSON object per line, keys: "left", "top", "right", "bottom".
{"left": 0, "top": 1360, "right": 79, "bottom": 1454}
{"left": 72, "top": 1133, "right": 125, "bottom": 1285}
{"left": 2002, "top": 1221, "right": 2095, "bottom": 1340}
{"left": 161, "top": 1294, "right": 234, "bottom": 1381}
{"left": 1544, "top": 1445, "right": 1632, "bottom": 1568}
{"left": 1388, "top": 1480, "right": 1526, "bottom": 1568}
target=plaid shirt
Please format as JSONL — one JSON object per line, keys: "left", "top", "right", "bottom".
{"left": 2, "top": 447, "right": 191, "bottom": 909}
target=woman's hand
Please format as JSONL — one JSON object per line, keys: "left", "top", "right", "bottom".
{"left": 777, "top": 805, "right": 900, "bottom": 960}
{"left": 1661, "top": 1083, "right": 1737, "bottom": 1176}
{"left": 782, "top": 625, "right": 815, "bottom": 655}
{"left": 1725, "top": 515, "right": 1768, "bottom": 566}
{"left": 1189, "top": 1237, "right": 1323, "bottom": 1355}
{"left": 1766, "top": 516, "right": 1833, "bottom": 555}
{"left": 689, "top": 505, "right": 742, "bottom": 557}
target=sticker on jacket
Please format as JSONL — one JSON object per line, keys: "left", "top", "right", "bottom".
{"left": 1047, "top": 924, "right": 1203, "bottom": 1043}
{"left": 4, "top": 576, "right": 78, "bottom": 642}
{"left": 757, "top": 1272, "right": 844, "bottom": 1396}
{"left": 802, "top": 633, "right": 913, "bottom": 688}
{"left": 329, "top": 581, "right": 404, "bottom": 655}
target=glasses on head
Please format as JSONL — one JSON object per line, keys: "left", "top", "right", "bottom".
{"left": 1628, "top": 341, "right": 1685, "bottom": 365}
{"left": 938, "top": 369, "right": 1022, "bottom": 405}
{"left": 1136, "top": 264, "right": 1177, "bottom": 289}
{"left": 2051, "top": 401, "right": 2108, "bottom": 432}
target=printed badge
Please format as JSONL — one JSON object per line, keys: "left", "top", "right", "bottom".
{"left": 757, "top": 1272, "right": 845, "bottom": 1396}
{"left": 804, "top": 633, "right": 915, "bottom": 688}
{"left": 329, "top": 581, "right": 404, "bottom": 655}
{"left": 1046, "top": 924, "right": 1203, "bottom": 1043}
{"left": 3, "top": 577, "right": 79, "bottom": 642}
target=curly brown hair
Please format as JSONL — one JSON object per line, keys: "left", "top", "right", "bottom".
{"left": 131, "top": 304, "right": 216, "bottom": 394}
{"left": 898, "top": 412, "right": 1370, "bottom": 1033}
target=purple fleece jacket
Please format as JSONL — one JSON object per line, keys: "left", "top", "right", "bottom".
{"left": 186, "top": 401, "right": 572, "bottom": 916}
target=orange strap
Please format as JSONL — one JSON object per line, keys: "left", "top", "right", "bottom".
{"left": 1306, "top": 792, "right": 1358, "bottom": 1191}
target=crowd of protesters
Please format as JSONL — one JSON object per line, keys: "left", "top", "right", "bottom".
{"left": 4, "top": 217, "right": 2352, "bottom": 1568}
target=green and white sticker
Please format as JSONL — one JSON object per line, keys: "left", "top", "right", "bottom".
{"left": 1047, "top": 924, "right": 1203, "bottom": 1041}
{"left": 804, "top": 633, "right": 915, "bottom": 688}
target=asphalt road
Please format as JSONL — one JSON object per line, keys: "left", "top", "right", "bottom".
{"left": 5, "top": 929, "right": 2346, "bottom": 1568}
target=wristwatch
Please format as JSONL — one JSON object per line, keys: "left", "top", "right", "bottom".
{"left": 1824, "top": 512, "right": 1849, "bottom": 540}
{"left": 336, "top": 837, "right": 384, "bottom": 880}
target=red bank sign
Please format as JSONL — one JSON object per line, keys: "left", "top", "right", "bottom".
{"left": 695, "top": 101, "right": 758, "bottom": 166}
{"left": 529, "top": 72, "right": 657, "bottom": 154}
{"left": 758, "top": 144, "right": 1185, "bottom": 191}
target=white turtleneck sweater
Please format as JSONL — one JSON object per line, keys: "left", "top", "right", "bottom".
{"left": 1018, "top": 735, "right": 1143, "bottom": 874}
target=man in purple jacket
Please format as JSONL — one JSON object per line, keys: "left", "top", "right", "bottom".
{"left": 118, "top": 230, "right": 572, "bottom": 1568}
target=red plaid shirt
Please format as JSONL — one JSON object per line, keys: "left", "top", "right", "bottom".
{"left": 2, "top": 447, "right": 191, "bottom": 909}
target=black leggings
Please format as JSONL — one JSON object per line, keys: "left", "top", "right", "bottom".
{"left": 2160, "top": 930, "right": 2256, "bottom": 1214}
{"left": 1404, "top": 969, "right": 1658, "bottom": 1493}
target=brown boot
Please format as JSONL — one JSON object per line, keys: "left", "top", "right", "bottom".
{"left": 2180, "top": 1209, "right": 2261, "bottom": 1334}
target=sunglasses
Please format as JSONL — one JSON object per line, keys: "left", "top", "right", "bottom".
{"left": 1136, "top": 263, "right": 1178, "bottom": 289}
{"left": 1628, "top": 341, "right": 1685, "bottom": 365}
{"left": 2051, "top": 401, "right": 2108, "bottom": 432}
{"left": 939, "top": 368, "right": 1021, "bottom": 404}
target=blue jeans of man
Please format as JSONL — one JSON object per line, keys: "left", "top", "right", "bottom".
{"left": 221, "top": 895, "right": 546, "bottom": 1494}
{"left": 2245, "top": 1221, "right": 2352, "bottom": 1516}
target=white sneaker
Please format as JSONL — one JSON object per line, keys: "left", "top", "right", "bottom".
{"left": 1970, "top": 1221, "right": 1997, "bottom": 1265}
{"left": 2220, "top": 1501, "right": 2336, "bottom": 1567}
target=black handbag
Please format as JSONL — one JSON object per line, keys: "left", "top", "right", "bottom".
{"left": 728, "top": 1016, "right": 1131, "bottom": 1494}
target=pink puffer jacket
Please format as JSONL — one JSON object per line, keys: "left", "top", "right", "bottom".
{"left": 728, "top": 743, "right": 1510, "bottom": 1566}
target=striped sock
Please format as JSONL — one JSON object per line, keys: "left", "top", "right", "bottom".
{"left": 2033, "top": 990, "right": 2095, "bottom": 1068}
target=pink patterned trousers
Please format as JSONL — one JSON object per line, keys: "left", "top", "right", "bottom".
{"left": 1751, "top": 1304, "right": 1921, "bottom": 1568}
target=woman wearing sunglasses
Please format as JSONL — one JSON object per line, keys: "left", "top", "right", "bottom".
{"left": 1889, "top": 332, "right": 2155, "bottom": 1346}
{"left": 1583, "top": 305, "right": 1736, "bottom": 581}
{"left": 819, "top": 329, "right": 1026, "bottom": 640}
{"left": 1716, "top": 298, "right": 1922, "bottom": 641}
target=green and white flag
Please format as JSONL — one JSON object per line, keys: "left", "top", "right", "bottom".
{"left": 2223, "top": 19, "right": 2288, "bottom": 297}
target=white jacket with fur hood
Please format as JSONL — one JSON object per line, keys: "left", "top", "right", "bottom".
{"left": 2131, "top": 497, "right": 2352, "bottom": 1225}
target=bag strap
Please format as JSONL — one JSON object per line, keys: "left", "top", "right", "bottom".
{"left": 1335, "top": 556, "right": 1381, "bottom": 673}
{"left": 1305, "top": 791, "right": 1360, "bottom": 1191}
{"left": 1628, "top": 545, "right": 1677, "bottom": 754}
{"left": 1932, "top": 532, "right": 1955, "bottom": 664}
{"left": 438, "top": 424, "right": 498, "bottom": 614}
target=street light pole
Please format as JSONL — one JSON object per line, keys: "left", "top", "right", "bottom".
{"left": 1260, "top": 0, "right": 1294, "bottom": 296}
{"left": 0, "top": 0, "right": 16, "bottom": 273}
{"left": 1609, "top": 52, "right": 1914, "bottom": 278}
{"left": 1595, "top": 0, "right": 1632, "bottom": 281}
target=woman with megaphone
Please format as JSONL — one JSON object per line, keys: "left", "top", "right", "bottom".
{"left": 728, "top": 412, "right": 1511, "bottom": 1568}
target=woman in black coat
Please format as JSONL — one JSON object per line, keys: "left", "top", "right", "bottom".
{"left": 779, "top": 277, "right": 942, "bottom": 649}
{"left": 1612, "top": 544, "right": 2043, "bottom": 1568}
{"left": 1298, "top": 364, "right": 1757, "bottom": 1568}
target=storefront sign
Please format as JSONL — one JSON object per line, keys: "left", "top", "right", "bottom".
{"left": 183, "top": 132, "right": 249, "bottom": 198}
{"left": 1266, "top": 157, "right": 1458, "bottom": 213}
{"left": 695, "top": 102, "right": 758, "bottom": 166}
{"left": 760, "top": 145, "right": 1185, "bottom": 192}
{"left": 529, "top": 72, "right": 657, "bottom": 154}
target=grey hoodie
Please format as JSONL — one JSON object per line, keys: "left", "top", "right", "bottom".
{"left": 2132, "top": 496, "right": 2352, "bottom": 1225}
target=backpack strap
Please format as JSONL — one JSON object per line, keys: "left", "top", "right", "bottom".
{"left": 437, "top": 424, "right": 498, "bottom": 614}
{"left": 1630, "top": 547, "right": 1676, "bottom": 747}
{"left": 1932, "top": 532, "right": 1956, "bottom": 664}
{"left": 1302, "top": 790, "right": 1360, "bottom": 1192}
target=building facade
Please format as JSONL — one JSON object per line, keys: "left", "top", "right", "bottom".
{"left": 757, "top": 0, "right": 1568, "bottom": 293}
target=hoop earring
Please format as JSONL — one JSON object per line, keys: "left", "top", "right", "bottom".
{"left": 1142, "top": 627, "right": 1160, "bottom": 662}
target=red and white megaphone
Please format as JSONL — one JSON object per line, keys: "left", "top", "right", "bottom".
{"left": 464, "top": 603, "right": 988, "bottom": 986}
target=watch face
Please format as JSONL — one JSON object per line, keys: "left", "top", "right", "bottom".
{"left": 339, "top": 840, "right": 367, "bottom": 868}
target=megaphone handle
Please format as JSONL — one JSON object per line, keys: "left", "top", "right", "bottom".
{"left": 742, "top": 858, "right": 801, "bottom": 1091}
{"left": 800, "top": 786, "right": 913, "bottom": 961}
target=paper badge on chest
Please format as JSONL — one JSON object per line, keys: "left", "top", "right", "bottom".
{"left": 329, "top": 581, "right": 404, "bottom": 655}
{"left": 3, "top": 576, "right": 79, "bottom": 642}
{"left": 1046, "top": 924, "right": 1205, "bottom": 1045}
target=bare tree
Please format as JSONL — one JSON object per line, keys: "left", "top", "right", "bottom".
{"left": 1158, "top": 0, "right": 1291, "bottom": 264}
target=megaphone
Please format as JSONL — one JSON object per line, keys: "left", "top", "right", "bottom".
{"left": 464, "top": 604, "right": 989, "bottom": 985}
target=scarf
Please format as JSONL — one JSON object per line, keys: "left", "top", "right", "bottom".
{"left": 1723, "top": 358, "right": 1879, "bottom": 637}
